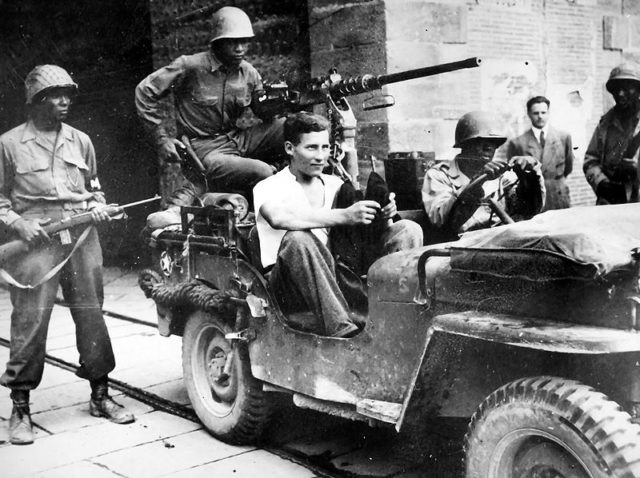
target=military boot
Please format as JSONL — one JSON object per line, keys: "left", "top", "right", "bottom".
{"left": 9, "top": 390, "right": 34, "bottom": 445}
{"left": 89, "top": 377, "right": 135, "bottom": 424}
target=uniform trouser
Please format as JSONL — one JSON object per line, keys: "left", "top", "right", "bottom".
{"left": 268, "top": 220, "right": 423, "bottom": 335}
{"left": 169, "top": 118, "right": 285, "bottom": 207}
{"left": 0, "top": 226, "right": 115, "bottom": 391}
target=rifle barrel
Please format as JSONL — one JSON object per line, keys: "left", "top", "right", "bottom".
{"left": 42, "top": 196, "right": 161, "bottom": 235}
{"left": 328, "top": 57, "right": 481, "bottom": 100}
{"left": 378, "top": 57, "right": 481, "bottom": 86}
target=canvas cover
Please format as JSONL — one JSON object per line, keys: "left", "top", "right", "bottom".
{"left": 449, "top": 203, "right": 640, "bottom": 281}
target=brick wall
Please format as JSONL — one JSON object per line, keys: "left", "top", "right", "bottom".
{"left": 307, "top": 0, "right": 639, "bottom": 207}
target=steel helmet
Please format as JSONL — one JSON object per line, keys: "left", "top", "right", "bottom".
{"left": 25, "top": 65, "right": 77, "bottom": 104}
{"left": 453, "top": 111, "right": 506, "bottom": 148}
{"left": 606, "top": 63, "right": 640, "bottom": 93}
{"left": 210, "top": 6, "right": 254, "bottom": 43}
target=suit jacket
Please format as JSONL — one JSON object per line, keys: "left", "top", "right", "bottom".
{"left": 506, "top": 126, "right": 574, "bottom": 210}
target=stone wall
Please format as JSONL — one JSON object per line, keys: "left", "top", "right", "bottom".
{"left": 307, "top": 0, "right": 639, "bottom": 206}
{"left": 146, "top": 0, "right": 310, "bottom": 198}
{"left": 0, "top": 0, "right": 157, "bottom": 265}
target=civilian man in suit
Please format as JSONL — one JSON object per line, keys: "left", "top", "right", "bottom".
{"left": 506, "top": 96, "right": 574, "bottom": 210}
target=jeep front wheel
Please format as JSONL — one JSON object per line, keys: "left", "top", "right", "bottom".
{"left": 182, "top": 310, "right": 271, "bottom": 444}
{"left": 465, "top": 376, "right": 640, "bottom": 478}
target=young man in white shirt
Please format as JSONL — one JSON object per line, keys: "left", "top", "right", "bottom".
{"left": 253, "top": 112, "right": 422, "bottom": 338}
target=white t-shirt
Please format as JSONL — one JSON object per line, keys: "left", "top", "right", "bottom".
{"left": 253, "top": 167, "right": 344, "bottom": 268}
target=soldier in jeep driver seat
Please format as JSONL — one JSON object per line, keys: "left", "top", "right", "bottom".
{"left": 422, "top": 111, "right": 545, "bottom": 238}
{"left": 254, "top": 112, "right": 423, "bottom": 338}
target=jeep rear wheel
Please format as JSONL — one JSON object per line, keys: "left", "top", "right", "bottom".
{"left": 465, "top": 376, "right": 640, "bottom": 478}
{"left": 182, "top": 310, "right": 271, "bottom": 445}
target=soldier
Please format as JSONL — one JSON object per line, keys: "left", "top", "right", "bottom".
{"left": 136, "top": 6, "right": 284, "bottom": 226}
{"left": 506, "top": 96, "right": 574, "bottom": 210}
{"left": 0, "top": 65, "right": 134, "bottom": 445}
{"left": 422, "top": 111, "right": 545, "bottom": 237}
{"left": 584, "top": 63, "right": 640, "bottom": 204}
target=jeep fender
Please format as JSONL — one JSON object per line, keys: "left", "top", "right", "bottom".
{"left": 396, "top": 311, "right": 640, "bottom": 431}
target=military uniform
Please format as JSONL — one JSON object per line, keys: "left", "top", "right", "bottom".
{"left": 0, "top": 120, "right": 114, "bottom": 390}
{"left": 135, "top": 51, "right": 284, "bottom": 202}
{"left": 422, "top": 156, "right": 545, "bottom": 234}
{"left": 584, "top": 62, "right": 640, "bottom": 205}
{"left": 584, "top": 108, "right": 640, "bottom": 204}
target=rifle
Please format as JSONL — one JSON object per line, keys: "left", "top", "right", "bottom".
{"left": 0, "top": 196, "right": 161, "bottom": 266}
{"left": 255, "top": 57, "right": 482, "bottom": 185}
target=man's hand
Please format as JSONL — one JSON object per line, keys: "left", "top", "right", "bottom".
{"left": 11, "top": 217, "right": 50, "bottom": 243}
{"left": 618, "top": 158, "right": 638, "bottom": 181}
{"left": 158, "top": 138, "right": 186, "bottom": 163}
{"left": 90, "top": 203, "right": 114, "bottom": 224}
{"left": 597, "top": 179, "right": 627, "bottom": 204}
{"left": 510, "top": 155, "right": 537, "bottom": 175}
{"left": 381, "top": 192, "right": 397, "bottom": 220}
{"left": 344, "top": 200, "right": 380, "bottom": 225}
{"left": 482, "top": 159, "right": 510, "bottom": 180}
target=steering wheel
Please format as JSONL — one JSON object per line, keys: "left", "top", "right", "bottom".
{"left": 454, "top": 172, "right": 515, "bottom": 225}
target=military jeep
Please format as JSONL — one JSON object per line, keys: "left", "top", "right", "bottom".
{"left": 140, "top": 197, "right": 640, "bottom": 477}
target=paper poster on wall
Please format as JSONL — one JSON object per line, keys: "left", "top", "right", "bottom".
{"left": 480, "top": 58, "right": 541, "bottom": 140}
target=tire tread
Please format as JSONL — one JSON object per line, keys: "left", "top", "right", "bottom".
{"left": 465, "top": 376, "right": 640, "bottom": 478}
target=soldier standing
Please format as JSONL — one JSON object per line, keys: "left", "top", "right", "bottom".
{"left": 0, "top": 65, "right": 134, "bottom": 445}
{"left": 422, "top": 111, "right": 545, "bottom": 237}
{"left": 506, "top": 96, "right": 574, "bottom": 210}
{"left": 584, "top": 63, "right": 640, "bottom": 204}
{"left": 136, "top": 6, "right": 284, "bottom": 225}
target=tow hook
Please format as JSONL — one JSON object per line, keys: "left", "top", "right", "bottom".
{"left": 216, "top": 329, "right": 255, "bottom": 383}
{"left": 627, "top": 296, "right": 640, "bottom": 330}
{"left": 224, "top": 328, "right": 256, "bottom": 343}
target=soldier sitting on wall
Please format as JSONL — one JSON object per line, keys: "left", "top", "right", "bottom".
{"left": 422, "top": 111, "right": 545, "bottom": 238}
{"left": 137, "top": 6, "right": 284, "bottom": 227}
{"left": 254, "top": 112, "right": 423, "bottom": 338}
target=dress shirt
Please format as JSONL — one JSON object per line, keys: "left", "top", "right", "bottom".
{"left": 531, "top": 125, "right": 548, "bottom": 146}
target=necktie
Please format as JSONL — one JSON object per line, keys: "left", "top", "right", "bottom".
{"left": 539, "top": 130, "right": 545, "bottom": 150}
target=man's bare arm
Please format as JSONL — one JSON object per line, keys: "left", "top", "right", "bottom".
{"left": 260, "top": 200, "right": 381, "bottom": 230}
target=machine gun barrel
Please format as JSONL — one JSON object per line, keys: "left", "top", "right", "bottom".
{"left": 327, "top": 57, "right": 482, "bottom": 100}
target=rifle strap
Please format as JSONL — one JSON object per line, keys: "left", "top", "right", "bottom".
{"left": 624, "top": 129, "right": 640, "bottom": 159}
{"left": 0, "top": 226, "right": 92, "bottom": 290}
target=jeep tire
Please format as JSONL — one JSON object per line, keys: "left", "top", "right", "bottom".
{"left": 465, "top": 376, "right": 640, "bottom": 478}
{"left": 182, "top": 310, "right": 271, "bottom": 445}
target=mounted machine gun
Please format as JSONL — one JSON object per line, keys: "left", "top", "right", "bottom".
{"left": 254, "top": 57, "right": 482, "bottom": 184}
